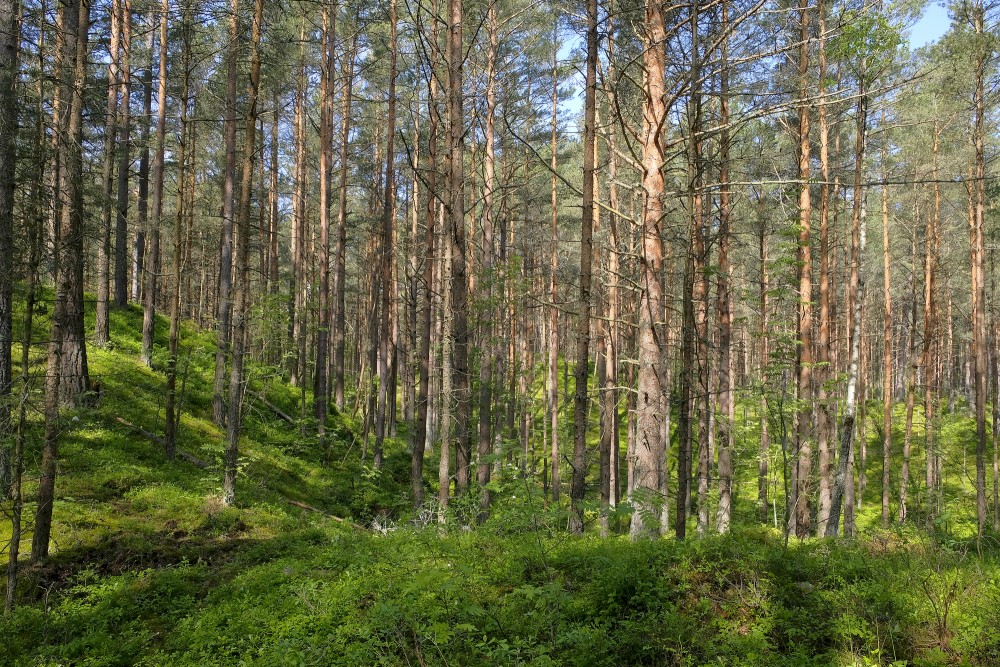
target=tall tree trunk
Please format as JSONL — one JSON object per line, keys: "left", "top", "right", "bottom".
{"left": 827, "top": 77, "right": 868, "bottom": 537}
{"left": 794, "top": 0, "right": 813, "bottom": 538}
{"left": 548, "top": 21, "right": 560, "bottom": 504}
{"left": 630, "top": 0, "right": 667, "bottom": 540}
{"left": 33, "top": 0, "right": 90, "bottom": 561}
{"left": 314, "top": 1, "right": 335, "bottom": 448}
{"left": 569, "top": 0, "right": 597, "bottom": 534}
{"left": 992, "top": 251, "right": 1000, "bottom": 532}
{"left": 223, "top": 0, "right": 261, "bottom": 506}
{"left": 290, "top": 34, "right": 307, "bottom": 388}
{"left": 412, "top": 5, "right": 438, "bottom": 507}
{"left": 389, "top": 217, "right": 400, "bottom": 439}
{"left": 715, "top": 0, "right": 734, "bottom": 534}
{"left": 333, "top": 37, "right": 356, "bottom": 410}
{"left": 438, "top": 231, "right": 453, "bottom": 514}
{"left": 689, "top": 0, "right": 712, "bottom": 537}
{"left": 880, "top": 165, "right": 892, "bottom": 528}
{"left": 256, "top": 117, "right": 266, "bottom": 321}
{"left": 6, "top": 116, "right": 40, "bottom": 607}
{"left": 212, "top": 0, "right": 240, "bottom": 426}
{"left": 447, "top": 0, "right": 471, "bottom": 498}
{"left": 95, "top": 0, "right": 122, "bottom": 347}
{"left": 141, "top": 0, "right": 168, "bottom": 368}
{"left": 922, "top": 123, "right": 939, "bottom": 522}
{"left": 0, "top": 0, "right": 19, "bottom": 498}
{"left": 266, "top": 96, "right": 278, "bottom": 299}
{"left": 815, "top": 0, "right": 833, "bottom": 535}
{"left": 477, "top": 5, "right": 500, "bottom": 516}
{"left": 374, "top": 0, "right": 398, "bottom": 469}
{"left": 847, "top": 321, "right": 867, "bottom": 537}
{"left": 600, "top": 15, "right": 621, "bottom": 528}
{"left": 182, "top": 124, "right": 196, "bottom": 321}
{"left": 114, "top": 0, "right": 132, "bottom": 308}
{"left": 132, "top": 17, "right": 153, "bottom": 304}
{"left": 45, "top": 3, "right": 61, "bottom": 288}
{"left": 405, "top": 161, "right": 418, "bottom": 430}
{"left": 972, "top": 0, "right": 988, "bottom": 537}
{"left": 165, "top": 5, "right": 192, "bottom": 461}
{"left": 676, "top": 236, "right": 694, "bottom": 536}
{"left": 758, "top": 209, "right": 770, "bottom": 523}
{"left": 900, "top": 215, "right": 918, "bottom": 522}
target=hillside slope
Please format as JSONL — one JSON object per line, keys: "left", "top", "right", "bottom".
{"left": 1, "top": 307, "right": 999, "bottom": 666}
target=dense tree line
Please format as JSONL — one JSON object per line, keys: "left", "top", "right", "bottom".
{"left": 1, "top": 0, "right": 999, "bottom": 586}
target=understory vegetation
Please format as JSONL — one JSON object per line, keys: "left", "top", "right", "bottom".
{"left": 2, "top": 306, "right": 999, "bottom": 667}
{"left": 5, "top": 0, "right": 1000, "bottom": 663}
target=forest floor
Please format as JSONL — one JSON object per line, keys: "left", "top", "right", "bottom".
{"left": 1, "top": 304, "right": 999, "bottom": 666}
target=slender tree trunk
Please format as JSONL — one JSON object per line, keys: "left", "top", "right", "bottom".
{"left": 314, "top": 1, "right": 336, "bottom": 448}
{"left": 374, "top": 0, "right": 398, "bottom": 469}
{"left": 972, "top": 0, "right": 988, "bottom": 537}
{"left": 676, "top": 237, "right": 694, "bottom": 536}
{"left": 0, "top": 0, "right": 19, "bottom": 498}
{"left": 659, "top": 242, "right": 673, "bottom": 535}
{"left": 290, "top": 35, "right": 307, "bottom": 388}
{"left": 132, "top": 18, "right": 153, "bottom": 304}
{"left": 815, "top": 0, "right": 833, "bottom": 534}
{"left": 334, "top": 38, "right": 356, "bottom": 410}
{"left": 389, "top": 219, "right": 400, "bottom": 439}
{"left": 438, "top": 234, "right": 453, "bottom": 514}
{"left": 992, "top": 255, "right": 999, "bottom": 532}
{"left": 45, "top": 2, "right": 61, "bottom": 287}
{"left": 212, "top": 0, "right": 240, "bottom": 427}
{"left": 256, "top": 117, "right": 267, "bottom": 316}
{"left": 601, "top": 17, "right": 621, "bottom": 526}
{"left": 715, "top": 0, "right": 734, "bottom": 534}
{"left": 405, "top": 158, "right": 418, "bottom": 430}
{"left": 758, "top": 210, "right": 770, "bottom": 523}
{"left": 849, "top": 304, "right": 868, "bottom": 536}
{"left": 223, "top": 0, "right": 261, "bottom": 506}
{"left": 447, "top": 0, "right": 471, "bottom": 498}
{"left": 900, "top": 216, "right": 918, "bottom": 522}
{"left": 95, "top": 0, "right": 122, "bottom": 347}
{"left": 630, "top": 0, "right": 667, "bottom": 540}
{"left": 94, "top": 1, "right": 120, "bottom": 333}
{"left": 477, "top": 5, "right": 500, "bottom": 516}
{"left": 6, "top": 136, "right": 39, "bottom": 608}
{"left": 114, "top": 0, "right": 132, "bottom": 308}
{"left": 165, "top": 6, "right": 192, "bottom": 461}
{"left": 828, "top": 78, "right": 868, "bottom": 537}
{"left": 689, "top": 0, "right": 709, "bottom": 538}
{"left": 880, "top": 165, "right": 892, "bottom": 528}
{"left": 569, "top": 0, "right": 597, "bottom": 534}
{"left": 548, "top": 22, "right": 560, "bottom": 504}
{"left": 923, "top": 124, "right": 939, "bottom": 521}
{"left": 794, "top": 0, "right": 813, "bottom": 538}
{"left": 141, "top": 0, "right": 168, "bottom": 368}
{"left": 266, "top": 97, "right": 278, "bottom": 300}
{"left": 33, "top": 0, "right": 90, "bottom": 561}
{"left": 182, "top": 127, "right": 195, "bottom": 321}
{"left": 412, "top": 6, "right": 438, "bottom": 507}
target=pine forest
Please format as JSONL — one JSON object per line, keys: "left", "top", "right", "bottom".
{"left": 2, "top": 0, "right": 1000, "bottom": 663}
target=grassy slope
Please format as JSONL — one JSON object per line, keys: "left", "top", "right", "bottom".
{"left": 1, "top": 306, "right": 999, "bottom": 666}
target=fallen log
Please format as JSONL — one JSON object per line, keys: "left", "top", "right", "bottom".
{"left": 176, "top": 450, "right": 210, "bottom": 469}
{"left": 252, "top": 391, "right": 296, "bottom": 424}
{"left": 286, "top": 499, "right": 365, "bottom": 530}
{"left": 114, "top": 416, "right": 210, "bottom": 469}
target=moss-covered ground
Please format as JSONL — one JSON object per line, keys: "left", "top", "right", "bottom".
{"left": 2, "top": 304, "right": 999, "bottom": 666}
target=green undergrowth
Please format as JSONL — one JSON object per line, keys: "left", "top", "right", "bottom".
{"left": 3, "top": 301, "right": 1000, "bottom": 665}
{"left": 1, "top": 301, "right": 412, "bottom": 596}
{"left": 3, "top": 524, "right": 1000, "bottom": 666}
